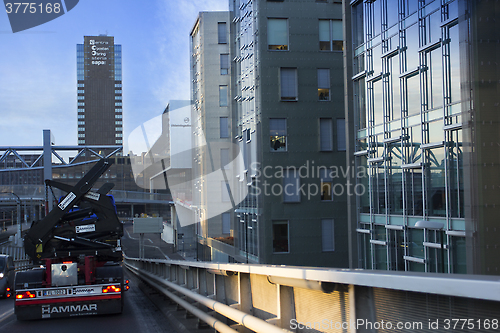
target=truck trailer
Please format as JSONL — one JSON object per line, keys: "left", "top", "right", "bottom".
{"left": 14, "top": 159, "right": 128, "bottom": 320}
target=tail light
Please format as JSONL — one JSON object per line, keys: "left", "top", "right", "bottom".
{"left": 6, "top": 288, "right": 11, "bottom": 298}
{"left": 124, "top": 279, "right": 130, "bottom": 291}
{"left": 102, "top": 285, "right": 121, "bottom": 293}
{"left": 16, "top": 290, "right": 36, "bottom": 299}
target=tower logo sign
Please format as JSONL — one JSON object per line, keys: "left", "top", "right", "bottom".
{"left": 4, "top": 0, "right": 79, "bottom": 33}
{"left": 89, "top": 39, "right": 109, "bottom": 66}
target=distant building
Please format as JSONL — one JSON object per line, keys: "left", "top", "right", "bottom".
{"left": 77, "top": 35, "right": 123, "bottom": 147}
{"left": 344, "top": 0, "right": 499, "bottom": 274}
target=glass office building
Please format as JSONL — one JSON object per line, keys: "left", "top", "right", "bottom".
{"left": 346, "top": 0, "right": 500, "bottom": 274}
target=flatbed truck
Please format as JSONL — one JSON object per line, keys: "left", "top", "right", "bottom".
{"left": 14, "top": 159, "right": 128, "bottom": 320}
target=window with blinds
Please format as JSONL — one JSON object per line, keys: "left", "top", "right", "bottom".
{"left": 218, "top": 22, "right": 227, "bottom": 44}
{"left": 220, "top": 117, "right": 229, "bottom": 138}
{"left": 268, "top": 18, "right": 288, "bottom": 50}
{"left": 222, "top": 213, "right": 230, "bottom": 234}
{"left": 283, "top": 169, "right": 300, "bottom": 202}
{"left": 220, "top": 54, "right": 229, "bottom": 75}
{"left": 320, "top": 168, "right": 333, "bottom": 201}
{"left": 221, "top": 148, "right": 230, "bottom": 169}
{"left": 319, "top": 19, "right": 343, "bottom": 51}
{"left": 221, "top": 181, "right": 230, "bottom": 202}
{"left": 270, "top": 118, "right": 287, "bottom": 151}
{"left": 318, "top": 69, "right": 330, "bottom": 101}
{"left": 321, "top": 219, "right": 335, "bottom": 251}
{"left": 280, "top": 68, "right": 297, "bottom": 101}
{"left": 320, "top": 118, "right": 333, "bottom": 151}
{"left": 219, "top": 85, "right": 228, "bottom": 107}
{"left": 337, "top": 119, "right": 346, "bottom": 151}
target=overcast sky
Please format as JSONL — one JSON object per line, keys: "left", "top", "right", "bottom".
{"left": 0, "top": 0, "right": 228, "bottom": 150}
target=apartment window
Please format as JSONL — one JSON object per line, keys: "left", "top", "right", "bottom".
{"left": 318, "top": 69, "right": 330, "bottom": 101}
{"left": 116, "top": 140, "right": 123, "bottom": 144}
{"left": 321, "top": 219, "right": 335, "bottom": 251}
{"left": 270, "top": 118, "right": 286, "bottom": 151}
{"left": 222, "top": 213, "right": 230, "bottom": 234}
{"left": 220, "top": 117, "right": 229, "bottom": 138}
{"left": 268, "top": 18, "right": 288, "bottom": 50}
{"left": 77, "top": 89, "right": 84, "bottom": 94}
{"left": 115, "top": 102, "right": 122, "bottom": 106}
{"left": 78, "top": 102, "right": 84, "bottom": 106}
{"left": 78, "top": 140, "right": 85, "bottom": 144}
{"left": 115, "top": 108, "right": 122, "bottom": 113}
{"left": 218, "top": 22, "right": 227, "bottom": 44}
{"left": 272, "top": 221, "right": 289, "bottom": 253}
{"left": 115, "top": 121, "right": 122, "bottom": 125}
{"left": 78, "top": 133, "right": 85, "bottom": 138}
{"left": 115, "top": 127, "right": 122, "bottom": 131}
{"left": 115, "top": 95, "right": 122, "bottom": 100}
{"left": 319, "top": 19, "right": 343, "bottom": 51}
{"left": 320, "top": 168, "right": 333, "bottom": 201}
{"left": 78, "top": 121, "right": 85, "bottom": 125}
{"left": 337, "top": 119, "right": 346, "bottom": 151}
{"left": 115, "top": 83, "right": 122, "bottom": 88}
{"left": 283, "top": 169, "right": 300, "bottom": 202}
{"left": 219, "top": 85, "right": 228, "bottom": 107}
{"left": 220, "top": 54, "right": 229, "bottom": 75}
{"left": 221, "top": 148, "right": 230, "bottom": 169}
{"left": 320, "top": 118, "right": 333, "bottom": 151}
{"left": 280, "top": 68, "right": 297, "bottom": 101}
{"left": 116, "top": 133, "right": 123, "bottom": 138}
{"left": 115, "top": 114, "right": 122, "bottom": 119}
{"left": 78, "top": 83, "right": 85, "bottom": 88}
{"left": 221, "top": 181, "right": 230, "bottom": 202}
{"left": 77, "top": 114, "right": 85, "bottom": 119}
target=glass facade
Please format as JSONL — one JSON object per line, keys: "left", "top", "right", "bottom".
{"left": 351, "top": 0, "right": 465, "bottom": 273}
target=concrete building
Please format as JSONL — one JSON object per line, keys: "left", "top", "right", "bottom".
{"left": 344, "top": 0, "right": 500, "bottom": 274}
{"left": 77, "top": 35, "right": 123, "bottom": 147}
{"left": 191, "top": 1, "right": 348, "bottom": 267}
{"left": 190, "top": 12, "right": 242, "bottom": 262}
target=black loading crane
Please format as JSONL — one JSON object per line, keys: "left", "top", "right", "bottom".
{"left": 24, "top": 158, "right": 123, "bottom": 264}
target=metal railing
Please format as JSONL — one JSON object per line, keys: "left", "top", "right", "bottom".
{"left": 1, "top": 245, "right": 32, "bottom": 272}
{"left": 124, "top": 256, "right": 500, "bottom": 333}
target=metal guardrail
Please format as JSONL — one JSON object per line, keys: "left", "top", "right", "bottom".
{"left": 124, "top": 256, "right": 500, "bottom": 333}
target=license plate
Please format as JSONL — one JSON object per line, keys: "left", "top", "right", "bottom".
{"left": 43, "top": 289, "right": 66, "bottom": 296}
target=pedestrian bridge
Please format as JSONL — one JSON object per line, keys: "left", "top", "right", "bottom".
{"left": 124, "top": 256, "right": 500, "bottom": 333}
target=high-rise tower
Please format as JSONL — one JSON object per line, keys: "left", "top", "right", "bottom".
{"left": 77, "top": 35, "right": 122, "bottom": 146}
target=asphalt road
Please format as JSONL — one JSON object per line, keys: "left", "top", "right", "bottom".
{"left": 0, "top": 269, "right": 177, "bottom": 333}
{"left": 0, "top": 221, "right": 186, "bottom": 333}
{"left": 121, "top": 221, "right": 184, "bottom": 260}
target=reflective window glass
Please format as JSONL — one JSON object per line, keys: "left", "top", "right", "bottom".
{"left": 406, "top": 75, "right": 420, "bottom": 116}
{"left": 355, "top": 78, "right": 367, "bottom": 129}
{"left": 426, "top": 147, "right": 446, "bottom": 216}
{"left": 447, "top": 130, "right": 463, "bottom": 218}
{"left": 405, "top": 24, "right": 419, "bottom": 70}
{"left": 373, "top": 80, "right": 383, "bottom": 125}
{"left": 449, "top": 24, "right": 461, "bottom": 103}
